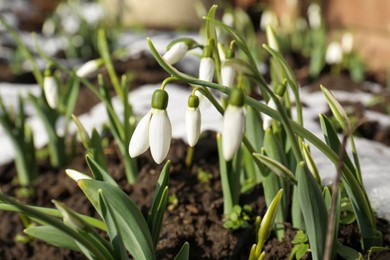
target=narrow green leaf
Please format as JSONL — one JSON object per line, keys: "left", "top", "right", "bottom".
{"left": 321, "top": 85, "right": 349, "bottom": 130}
{"left": 256, "top": 189, "right": 283, "bottom": 255}
{"left": 148, "top": 161, "right": 171, "bottom": 247}
{"left": 25, "top": 225, "right": 80, "bottom": 252}
{"left": 253, "top": 153, "right": 297, "bottom": 184}
{"left": 86, "top": 154, "right": 117, "bottom": 186}
{"left": 98, "top": 190, "right": 128, "bottom": 260}
{"left": 78, "top": 179, "right": 155, "bottom": 260}
{"left": 297, "top": 161, "right": 327, "bottom": 260}
{"left": 336, "top": 242, "right": 363, "bottom": 260}
{"left": 174, "top": 242, "right": 190, "bottom": 260}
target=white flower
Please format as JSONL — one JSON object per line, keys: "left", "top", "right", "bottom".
{"left": 222, "top": 12, "right": 234, "bottom": 27}
{"left": 163, "top": 42, "right": 188, "bottom": 65}
{"left": 129, "top": 112, "right": 151, "bottom": 158}
{"left": 307, "top": 3, "right": 321, "bottom": 29}
{"left": 129, "top": 107, "right": 172, "bottom": 164}
{"left": 76, "top": 59, "right": 101, "bottom": 77}
{"left": 43, "top": 75, "right": 59, "bottom": 109}
{"left": 341, "top": 32, "right": 354, "bottom": 54}
{"left": 263, "top": 98, "right": 277, "bottom": 130}
{"left": 266, "top": 25, "right": 280, "bottom": 51}
{"left": 325, "top": 42, "right": 343, "bottom": 65}
{"left": 217, "top": 43, "right": 226, "bottom": 62}
{"left": 221, "top": 62, "right": 235, "bottom": 88}
{"left": 199, "top": 57, "right": 215, "bottom": 82}
{"left": 186, "top": 107, "right": 201, "bottom": 147}
{"left": 222, "top": 105, "right": 245, "bottom": 161}
{"left": 260, "top": 10, "right": 278, "bottom": 31}
{"left": 149, "top": 109, "right": 172, "bottom": 164}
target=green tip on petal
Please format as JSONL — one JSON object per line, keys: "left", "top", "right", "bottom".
{"left": 188, "top": 95, "right": 200, "bottom": 108}
{"left": 229, "top": 88, "right": 245, "bottom": 107}
{"left": 152, "top": 89, "right": 169, "bottom": 109}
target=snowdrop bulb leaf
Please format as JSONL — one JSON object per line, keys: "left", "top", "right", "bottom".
{"left": 221, "top": 63, "right": 235, "bottom": 88}
{"left": 186, "top": 107, "right": 201, "bottom": 147}
{"left": 325, "top": 42, "right": 343, "bottom": 65}
{"left": 222, "top": 105, "right": 245, "bottom": 161}
{"left": 43, "top": 76, "right": 59, "bottom": 109}
{"left": 263, "top": 99, "right": 277, "bottom": 130}
{"left": 199, "top": 57, "right": 215, "bottom": 82}
{"left": 149, "top": 109, "right": 172, "bottom": 164}
{"left": 129, "top": 112, "right": 151, "bottom": 158}
{"left": 163, "top": 42, "right": 188, "bottom": 65}
{"left": 76, "top": 59, "right": 101, "bottom": 78}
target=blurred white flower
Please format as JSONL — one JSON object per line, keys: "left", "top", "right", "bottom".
{"left": 199, "top": 57, "right": 215, "bottom": 82}
{"left": 325, "top": 42, "right": 343, "bottom": 64}
{"left": 76, "top": 59, "right": 101, "bottom": 78}
{"left": 341, "top": 32, "right": 354, "bottom": 54}
{"left": 163, "top": 42, "right": 188, "bottom": 65}
{"left": 307, "top": 3, "right": 322, "bottom": 29}
{"left": 260, "top": 10, "right": 278, "bottom": 31}
{"left": 43, "top": 75, "right": 59, "bottom": 109}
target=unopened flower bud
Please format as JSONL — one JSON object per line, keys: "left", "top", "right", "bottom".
{"left": 163, "top": 42, "right": 188, "bottom": 65}
{"left": 325, "top": 42, "right": 343, "bottom": 65}
{"left": 43, "top": 72, "right": 59, "bottom": 109}
{"left": 76, "top": 59, "right": 102, "bottom": 78}
{"left": 186, "top": 95, "right": 201, "bottom": 147}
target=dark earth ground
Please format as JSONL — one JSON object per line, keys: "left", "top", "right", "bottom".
{"left": 1, "top": 1, "right": 390, "bottom": 259}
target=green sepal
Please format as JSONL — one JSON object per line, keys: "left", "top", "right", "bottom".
{"left": 151, "top": 89, "right": 169, "bottom": 109}
{"left": 229, "top": 88, "right": 244, "bottom": 107}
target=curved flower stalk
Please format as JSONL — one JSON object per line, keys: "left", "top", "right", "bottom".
{"left": 186, "top": 94, "right": 201, "bottom": 147}
{"left": 43, "top": 70, "right": 59, "bottom": 109}
{"left": 222, "top": 88, "right": 245, "bottom": 161}
{"left": 129, "top": 89, "right": 172, "bottom": 164}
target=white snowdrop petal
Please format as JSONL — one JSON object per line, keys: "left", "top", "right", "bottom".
{"left": 222, "top": 105, "right": 245, "bottom": 161}
{"left": 43, "top": 76, "right": 59, "bottom": 109}
{"left": 341, "top": 32, "right": 354, "bottom": 54}
{"left": 149, "top": 109, "right": 172, "bottom": 164}
{"left": 186, "top": 107, "right": 201, "bottom": 147}
{"left": 199, "top": 57, "right": 215, "bottom": 82}
{"left": 163, "top": 42, "right": 188, "bottom": 65}
{"left": 221, "top": 64, "right": 235, "bottom": 88}
{"left": 307, "top": 3, "right": 321, "bottom": 29}
{"left": 263, "top": 99, "right": 277, "bottom": 130}
{"left": 76, "top": 59, "right": 100, "bottom": 77}
{"left": 260, "top": 10, "right": 278, "bottom": 31}
{"left": 325, "top": 42, "right": 343, "bottom": 65}
{"left": 129, "top": 112, "right": 151, "bottom": 158}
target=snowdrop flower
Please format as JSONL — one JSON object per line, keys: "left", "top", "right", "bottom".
{"left": 260, "top": 10, "right": 278, "bottom": 31}
{"left": 307, "top": 3, "right": 322, "bottom": 29}
{"left": 129, "top": 89, "right": 172, "bottom": 164}
{"left": 222, "top": 12, "right": 234, "bottom": 28}
{"left": 76, "top": 59, "right": 102, "bottom": 78}
{"left": 222, "top": 88, "right": 245, "bottom": 161}
{"left": 341, "top": 32, "right": 354, "bottom": 54}
{"left": 221, "top": 62, "right": 236, "bottom": 88}
{"left": 263, "top": 98, "right": 277, "bottom": 130}
{"left": 163, "top": 42, "right": 188, "bottom": 65}
{"left": 325, "top": 42, "right": 343, "bottom": 65}
{"left": 43, "top": 71, "right": 59, "bottom": 109}
{"left": 186, "top": 95, "right": 201, "bottom": 147}
{"left": 199, "top": 57, "right": 215, "bottom": 82}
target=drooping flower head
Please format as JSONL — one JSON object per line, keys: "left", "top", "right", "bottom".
{"left": 43, "top": 68, "right": 59, "bottom": 109}
{"left": 186, "top": 94, "right": 201, "bottom": 147}
{"left": 221, "top": 45, "right": 236, "bottom": 88}
{"left": 222, "top": 88, "right": 245, "bottom": 161}
{"left": 76, "top": 59, "right": 103, "bottom": 78}
{"left": 325, "top": 41, "right": 343, "bottom": 65}
{"left": 129, "top": 89, "right": 172, "bottom": 164}
{"left": 163, "top": 38, "right": 198, "bottom": 65}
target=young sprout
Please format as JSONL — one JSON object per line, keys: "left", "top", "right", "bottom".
{"left": 186, "top": 94, "right": 201, "bottom": 147}
{"left": 43, "top": 69, "right": 59, "bottom": 109}
{"left": 222, "top": 88, "right": 245, "bottom": 161}
{"left": 325, "top": 41, "right": 343, "bottom": 65}
{"left": 129, "top": 89, "right": 172, "bottom": 164}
